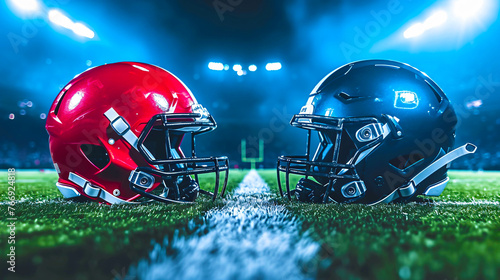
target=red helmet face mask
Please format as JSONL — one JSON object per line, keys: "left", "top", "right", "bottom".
{"left": 46, "top": 62, "right": 229, "bottom": 204}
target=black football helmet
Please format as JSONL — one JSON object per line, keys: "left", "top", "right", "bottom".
{"left": 277, "top": 60, "right": 476, "bottom": 205}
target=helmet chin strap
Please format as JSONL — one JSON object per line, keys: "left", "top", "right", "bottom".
{"left": 366, "top": 143, "right": 476, "bottom": 206}
{"left": 397, "top": 143, "right": 477, "bottom": 199}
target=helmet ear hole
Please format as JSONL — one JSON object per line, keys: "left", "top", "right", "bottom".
{"left": 81, "top": 144, "right": 110, "bottom": 169}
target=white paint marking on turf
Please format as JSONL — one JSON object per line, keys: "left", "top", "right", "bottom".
{"left": 130, "top": 170, "right": 320, "bottom": 280}
{"left": 232, "top": 170, "right": 270, "bottom": 196}
{"left": 428, "top": 200, "right": 500, "bottom": 206}
{"left": 0, "top": 179, "right": 45, "bottom": 183}
{"left": 450, "top": 179, "right": 498, "bottom": 183}
{"left": 0, "top": 198, "right": 30, "bottom": 205}
{"left": 0, "top": 199, "right": 59, "bottom": 205}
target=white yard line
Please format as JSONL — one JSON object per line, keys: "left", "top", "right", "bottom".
{"left": 0, "top": 198, "right": 56, "bottom": 205}
{"left": 0, "top": 179, "right": 50, "bottom": 183}
{"left": 130, "top": 170, "right": 320, "bottom": 280}
{"left": 450, "top": 179, "right": 499, "bottom": 183}
{"left": 427, "top": 200, "right": 500, "bottom": 206}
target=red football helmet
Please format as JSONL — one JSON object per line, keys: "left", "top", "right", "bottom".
{"left": 46, "top": 62, "right": 229, "bottom": 204}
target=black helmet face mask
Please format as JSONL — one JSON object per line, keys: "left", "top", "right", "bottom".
{"left": 129, "top": 112, "right": 229, "bottom": 204}
{"left": 277, "top": 114, "right": 390, "bottom": 204}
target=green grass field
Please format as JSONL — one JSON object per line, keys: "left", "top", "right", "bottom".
{"left": 1, "top": 169, "right": 499, "bottom": 279}
{"left": 261, "top": 170, "right": 500, "bottom": 279}
{"left": 0, "top": 170, "right": 247, "bottom": 280}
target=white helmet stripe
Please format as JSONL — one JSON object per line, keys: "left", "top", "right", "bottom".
{"left": 56, "top": 182, "right": 81, "bottom": 199}
{"left": 103, "top": 108, "right": 157, "bottom": 163}
{"left": 68, "top": 172, "right": 138, "bottom": 204}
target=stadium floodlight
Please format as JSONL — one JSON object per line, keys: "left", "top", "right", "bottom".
{"left": 48, "top": 9, "right": 74, "bottom": 29}
{"left": 9, "top": 113, "right": 15, "bottom": 120}
{"left": 404, "top": 23, "right": 425, "bottom": 38}
{"left": 208, "top": 62, "right": 224, "bottom": 71}
{"left": 237, "top": 70, "right": 246, "bottom": 76}
{"left": 466, "top": 99, "right": 483, "bottom": 108}
{"left": 404, "top": 10, "right": 448, "bottom": 39}
{"left": 48, "top": 9, "right": 95, "bottom": 39}
{"left": 423, "top": 10, "right": 448, "bottom": 29}
{"left": 223, "top": 64, "right": 229, "bottom": 71}
{"left": 453, "top": 0, "right": 484, "bottom": 19}
{"left": 233, "top": 64, "right": 242, "bottom": 72}
{"left": 265, "top": 62, "right": 282, "bottom": 71}
{"left": 9, "top": 0, "right": 40, "bottom": 14}
{"left": 72, "top": 22, "right": 94, "bottom": 39}
{"left": 248, "top": 65, "right": 257, "bottom": 72}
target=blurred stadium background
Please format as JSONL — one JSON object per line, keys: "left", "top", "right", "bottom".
{"left": 1, "top": 0, "right": 499, "bottom": 170}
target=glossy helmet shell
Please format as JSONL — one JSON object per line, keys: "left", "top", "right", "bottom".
{"left": 283, "top": 60, "right": 458, "bottom": 204}
{"left": 46, "top": 62, "right": 200, "bottom": 203}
